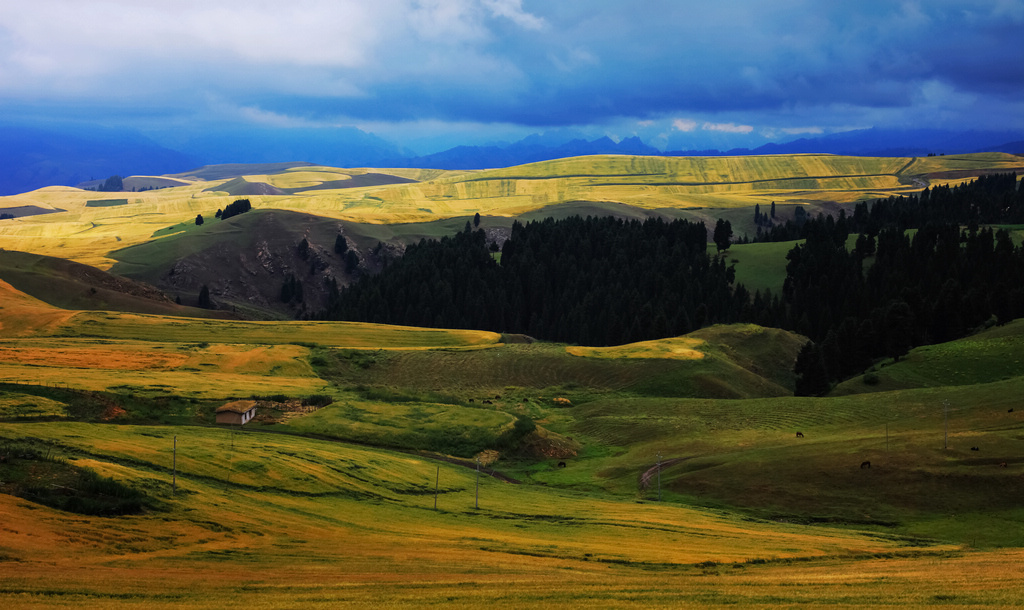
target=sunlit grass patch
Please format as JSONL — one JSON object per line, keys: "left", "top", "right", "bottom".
{"left": 567, "top": 336, "right": 706, "bottom": 360}
{"left": 0, "top": 390, "right": 68, "bottom": 419}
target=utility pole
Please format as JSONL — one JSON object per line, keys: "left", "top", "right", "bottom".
{"left": 172, "top": 436, "right": 177, "bottom": 495}
{"left": 657, "top": 452, "right": 662, "bottom": 501}
{"left": 475, "top": 458, "right": 480, "bottom": 510}
{"left": 943, "top": 399, "right": 950, "bottom": 449}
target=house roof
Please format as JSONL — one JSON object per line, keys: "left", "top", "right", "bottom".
{"left": 216, "top": 400, "right": 257, "bottom": 414}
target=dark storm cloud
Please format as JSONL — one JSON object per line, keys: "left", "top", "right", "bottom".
{"left": 1, "top": 1, "right": 1021, "bottom": 142}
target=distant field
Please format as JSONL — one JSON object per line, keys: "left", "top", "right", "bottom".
{"left": 1, "top": 153, "right": 1021, "bottom": 269}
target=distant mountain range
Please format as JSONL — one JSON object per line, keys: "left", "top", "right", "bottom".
{"left": 384, "top": 129, "right": 1024, "bottom": 170}
{"left": 1, "top": 123, "right": 1022, "bottom": 196}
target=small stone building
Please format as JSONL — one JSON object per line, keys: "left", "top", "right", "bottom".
{"left": 215, "top": 400, "right": 257, "bottom": 426}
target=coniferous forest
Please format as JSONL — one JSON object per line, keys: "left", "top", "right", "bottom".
{"left": 321, "top": 173, "right": 1024, "bottom": 395}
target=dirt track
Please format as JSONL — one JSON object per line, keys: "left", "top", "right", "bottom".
{"left": 639, "top": 456, "right": 695, "bottom": 489}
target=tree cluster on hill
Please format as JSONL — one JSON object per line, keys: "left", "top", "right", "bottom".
{"left": 96, "top": 175, "right": 123, "bottom": 192}
{"left": 280, "top": 273, "right": 303, "bottom": 304}
{"left": 219, "top": 198, "right": 252, "bottom": 221}
{"left": 785, "top": 174, "right": 1024, "bottom": 394}
{"left": 750, "top": 173, "right": 1023, "bottom": 243}
{"left": 319, "top": 173, "right": 1023, "bottom": 396}
{"left": 321, "top": 216, "right": 744, "bottom": 346}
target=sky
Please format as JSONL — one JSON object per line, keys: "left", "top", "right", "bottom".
{"left": 1, "top": 0, "right": 1022, "bottom": 154}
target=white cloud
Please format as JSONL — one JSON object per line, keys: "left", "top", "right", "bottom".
{"left": 480, "top": 0, "right": 547, "bottom": 30}
{"left": 779, "top": 126, "right": 824, "bottom": 135}
{"left": 673, "top": 118, "right": 698, "bottom": 132}
{"left": 702, "top": 122, "right": 754, "bottom": 134}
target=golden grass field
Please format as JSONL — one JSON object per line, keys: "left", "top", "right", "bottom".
{"left": 2, "top": 155, "right": 1024, "bottom": 606}
{"left": 2, "top": 153, "right": 1022, "bottom": 269}
{"left": 0, "top": 276, "right": 500, "bottom": 397}
{"left": 5, "top": 421, "right": 1020, "bottom": 609}
{"left": 0, "top": 276, "right": 1022, "bottom": 605}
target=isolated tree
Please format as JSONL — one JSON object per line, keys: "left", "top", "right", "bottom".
{"left": 770, "top": 201, "right": 776, "bottom": 219}
{"left": 344, "top": 250, "right": 359, "bottom": 274}
{"left": 883, "top": 300, "right": 915, "bottom": 362}
{"left": 195, "top": 214, "right": 204, "bottom": 226}
{"left": 198, "top": 285, "right": 211, "bottom": 309}
{"left": 793, "top": 206, "right": 807, "bottom": 226}
{"left": 215, "top": 209, "right": 223, "bottom": 219}
{"left": 474, "top": 212, "right": 481, "bottom": 227}
{"left": 794, "top": 341, "right": 829, "bottom": 396}
{"left": 297, "top": 238, "right": 310, "bottom": 260}
{"left": 334, "top": 234, "right": 348, "bottom": 255}
{"left": 713, "top": 219, "right": 733, "bottom": 253}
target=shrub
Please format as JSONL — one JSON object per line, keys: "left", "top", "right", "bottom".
{"left": 302, "top": 394, "right": 333, "bottom": 408}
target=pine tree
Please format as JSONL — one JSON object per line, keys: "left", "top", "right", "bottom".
{"left": 198, "top": 285, "right": 211, "bottom": 309}
{"left": 713, "top": 219, "right": 733, "bottom": 253}
{"left": 794, "top": 341, "right": 829, "bottom": 396}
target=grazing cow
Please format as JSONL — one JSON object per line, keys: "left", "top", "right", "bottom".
{"left": 860, "top": 461, "right": 871, "bottom": 469}
{"left": 468, "top": 398, "right": 474, "bottom": 403}
{"left": 1009, "top": 408, "right": 1015, "bottom": 413}
{"left": 557, "top": 461, "right": 567, "bottom": 468}
{"left": 495, "top": 394, "right": 501, "bottom": 400}
{"left": 971, "top": 446, "right": 979, "bottom": 451}
{"left": 795, "top": 431, "right": 804, "bottom": 438}
{"left": 1000, "top": 462, "right": 1008, "bottom": 468}
{"left": 482, "top": 399, "right": 492, "bottom": 405}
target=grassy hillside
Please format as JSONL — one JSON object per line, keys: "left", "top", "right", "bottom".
{"left": 832, "top": 319, "right": 1024, "bottom": 395}
{"left": 4, "top": 420, "right": 1007, "bottom": 608}
{"left": 549, "top": 376, "right": 1024, "bottom": 547}
{"left": 0, "top": 250, "right": 229, "bottom": 318}
{"left": 2, "top": 153, "right": 1022, "bottom": 271}
{"left": 2, "top": 155, "right": 1024, "bottom": 605}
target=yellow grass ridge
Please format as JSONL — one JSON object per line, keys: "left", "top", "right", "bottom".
{"left": 3, "top": 152, "right": 1022, "bottom": 269}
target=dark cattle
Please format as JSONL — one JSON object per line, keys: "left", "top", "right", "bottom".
{"left": 795, "top": 431, "right": 804, "bottom": 438}
{"left": 860, "top": 461, "right": 871, "bottom": 469}
{"left": 482, "top": 400, "right": 492, "bottom": 405}
{"left": 468, "top": 399, "right": 474, "bottom": 403}
{"left": 971, "top": 446, "right": 979, "bottom": 451}
{"left": 1009, "top": 408, "right": 1015, "bottom": 413}
{"left": 495, "top": 395, "right": 501, "bottom": 400}
{"left": 1000, "top": 462, "right": 1008, "bottom": 468}
{"left": 557, "top": 461, "right": 567, "bottom": 468}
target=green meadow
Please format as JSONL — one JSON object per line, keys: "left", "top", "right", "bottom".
{"left": 0, "top": 154, "right": 1023, "bottom": 606}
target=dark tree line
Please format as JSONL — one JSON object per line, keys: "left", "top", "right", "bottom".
{"left": 320, "top": 216, "right": 747, "bottom": 346}
{"left": 786, "top": 174, "right": 1024, "bottom": 394}
{"left": 751, "top": 173, "right": 1023, "bottom": 243}
{"left": 317, "top": 173, "right": 1023, "bottom": 396}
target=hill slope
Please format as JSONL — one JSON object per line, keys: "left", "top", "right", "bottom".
{"left": 0, "top": 250, "right": 231, "bottom": 319}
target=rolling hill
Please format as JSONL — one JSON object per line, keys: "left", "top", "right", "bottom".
{"left": 1, "top": 153, "right": 1023, "bottom": 606}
